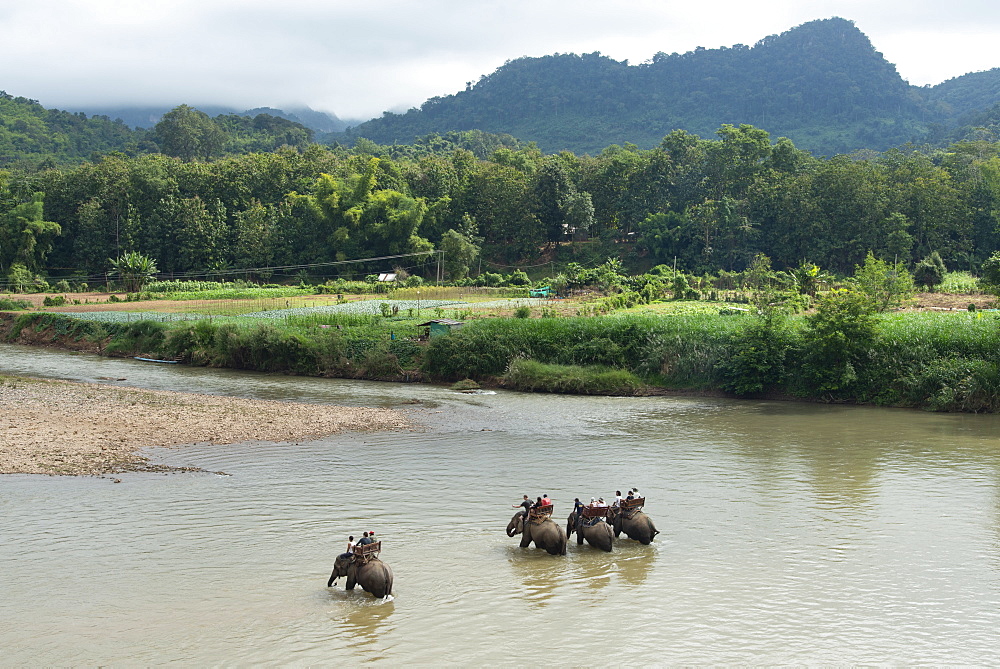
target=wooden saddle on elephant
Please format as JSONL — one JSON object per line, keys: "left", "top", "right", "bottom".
{"left": 528, "top": 505, "right": 553, "bottom": 523}
{"left": 619, "top": 497, "right": 645, "bottom": 518}
{"left": 353, "top": 541, "right": 381, "bottom": 562}
{"left": 581, "top": 505, "right": 608, "bottom": 519}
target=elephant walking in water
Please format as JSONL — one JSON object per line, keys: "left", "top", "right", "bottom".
{"left": 566, "top": 511, "right": 614, "bottom": 552}
{"left": 607, "top": 506, "right": 659, "bottom": 545}
{"left": 327, "top": 553, "right": 394, "bottom": 598}
{"left": 507, "top": 511, "right": 567, "bottom": 555}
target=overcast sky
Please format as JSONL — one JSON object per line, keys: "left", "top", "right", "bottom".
{"left": 2, "top": 0, "right": 998, "bottom": 121}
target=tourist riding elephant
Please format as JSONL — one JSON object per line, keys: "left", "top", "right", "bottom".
{"left": 327, "top": 553, "right": 394, "bottom": 598}
{"left": 507, "top": 511, "right": 567, "bottom": 555}
{"left": 607, "top": 507, "right": 659, "bottom": 545}
{"left": 566, "top": 511, "right": 614, "bottom": 552}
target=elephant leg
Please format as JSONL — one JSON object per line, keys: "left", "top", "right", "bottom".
{"left": 519, "top": 528, "right": 531, "bottom": 548}
{"left": 577, "top": 531, "right": 584, "bottom": 545}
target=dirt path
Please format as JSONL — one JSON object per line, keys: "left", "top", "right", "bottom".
{"left": 0, "top": 375, "right": 410, "bottom": 476}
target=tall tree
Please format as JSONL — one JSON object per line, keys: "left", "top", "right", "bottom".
{"left": 1, "top": 192, "right": 61, "bottom": 274}
{"left": 155, "top": 105, "right": 227, "bottom": 162}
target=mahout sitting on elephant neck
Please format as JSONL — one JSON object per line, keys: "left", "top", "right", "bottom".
{"left": 506, "top": 511, "right": 567, "bottom": 555}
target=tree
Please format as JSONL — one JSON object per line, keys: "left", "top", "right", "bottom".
{"left": 155, "top": 105, "right": 227, "bottom": 161}
{"left": 440, "top": 229, "right": 479, "bottom": 280}
{"left": 0, "top": 192, "right": 61, "bottom": 275}
{"left": 912, "top": 251, "right": 946, "bottom": 292}
{"left": 852, "top": 251, "right": 915, "bottom": 312}
{"left": 798, "top": 288, "right": 878, "bottom": 396}
{"left": 109, "top": 251, "right": 158, "bottom": 292}
{"left": 979, "top": 251, "right": 1000, "bottom": 293}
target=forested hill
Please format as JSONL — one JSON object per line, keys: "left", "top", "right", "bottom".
{"left": 0, "top": 92, "right": 157, "bottom": 167}
{"left": 339, "top": 18, "right": 996, "bottom": 156}
{"left": 0, "top": 96, "right": 318, "bottom": 168}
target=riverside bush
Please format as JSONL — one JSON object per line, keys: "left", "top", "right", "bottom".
{"left": 715, "top": 316, "right": 796, "bottom": 395}
{"left": 422, "top": 314, "right": 738, "bottom": 382}
{"left": 103, "top": 320, "right": 169, "bottom": 356}
{"left": 503, "top": 359, "right": 643, "bottom": 395}
{"left": 11, "top": 308, "right": 1000, "bottom": 411}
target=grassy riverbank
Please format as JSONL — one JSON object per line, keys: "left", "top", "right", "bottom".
{"left": 4, "top": 302, "right": 999, "bottom": 411}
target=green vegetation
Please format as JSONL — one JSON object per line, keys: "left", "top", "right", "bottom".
{"left": 339, "top": 18, "right": 1000, "bottom": 156}
{"left": 0, "top": 297, "right": 31, "bottom": 310}
{"left": 2, "top": 126, "right": 998, "bottom": 292}
{"left": 502, "top": 359, "right": 644, "bottom": 395}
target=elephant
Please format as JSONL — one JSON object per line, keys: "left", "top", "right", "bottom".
{"left": 566, "top": 511, "right": 614, "bottom": 552}
{"left": 607, "top": 506, "right": 659, "bottom": 545}
{"left": 507, "top": 511, "right": 567, "bottom": 555}
{"left": 327, "top": 553, "right": 394, "bottom": 598}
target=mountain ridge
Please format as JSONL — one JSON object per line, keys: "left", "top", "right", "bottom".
{"left": 337, "top": 17, "right": 999, "bottom": 155}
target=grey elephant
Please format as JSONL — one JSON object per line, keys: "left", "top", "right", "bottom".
{"left": 607, "top": 506, "right": 659, "bottom": 545}
{"left": 507, "top": 511, "right": 567, "bottom": 555}
{"left": 327, "top": 553, "right": 394, "bottom": 598}
{"left": 566, "top": 511, "right": 614, "bottom": 552}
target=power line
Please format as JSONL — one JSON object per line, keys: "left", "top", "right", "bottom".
{"left": 0, "top": 250, "right": 440, "bottom": 289}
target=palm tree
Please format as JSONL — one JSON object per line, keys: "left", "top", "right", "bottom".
{"left": 109, "top": 252, "right": 158, "bottom": 292}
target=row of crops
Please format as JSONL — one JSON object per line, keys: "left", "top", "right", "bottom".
{"left": 54, "top": 298, "right": 547, "bottom": 324}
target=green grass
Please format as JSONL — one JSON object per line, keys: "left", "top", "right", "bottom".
{"left": 502, "top": 359, "right": 644, "bottom": 395}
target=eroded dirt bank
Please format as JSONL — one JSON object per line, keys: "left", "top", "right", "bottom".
{"left": 0, "top": 375, "right": 410, "bottom": 476}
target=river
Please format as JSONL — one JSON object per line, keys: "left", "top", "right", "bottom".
{"left": 2, "top": 344, "right": 999, "bottom": 664}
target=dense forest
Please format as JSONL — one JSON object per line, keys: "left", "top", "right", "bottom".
{"left": 340, "top": 18, "right": 1000, "bottom": 156}
{"left": 3, "top": 121, "right": 1000, "bottom": 291}
{"left": 0, "top": 95, "right": 317, "bottom": 169}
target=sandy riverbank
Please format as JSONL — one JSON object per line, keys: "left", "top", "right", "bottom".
{"left": 0, "top": 375, "right": 410, "bottom": 476}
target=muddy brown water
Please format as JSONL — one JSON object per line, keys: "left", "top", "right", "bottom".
{"left": 2, "top": 344, "right": 1000, "bottom": 664}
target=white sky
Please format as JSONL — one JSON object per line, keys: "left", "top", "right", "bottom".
{"left": 2, "top": 0, "right": 998, "bottom": 121}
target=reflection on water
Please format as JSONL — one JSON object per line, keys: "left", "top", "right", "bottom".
{"left": 3, "top": 343, "right": 1000, "bottom": 664}
{"left": 332, "top": 598, "right": 396, "bottom": 660}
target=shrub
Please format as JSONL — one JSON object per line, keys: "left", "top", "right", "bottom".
{"left": 795, "top": 289, "right": 877, "bottom": 397}
{"left": 42, "top": 295, "right": 67, "bottom": 307}
{"left": 502, "top": 359, "right": 643, "bottom": 395}
{"left": 104, "top": 320, "right": 169, "bottom": 356}
{"left": 715, "top": 316, "right": 794, "bottom": 396}
{"left": 514, "top": 306, "right": 531, "bottom": 318}
{"left": 506, "top": 270, "right": 531, "bottom": 286}
{"left": 0, "top": 298, "right": 32, "bottom": 311}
